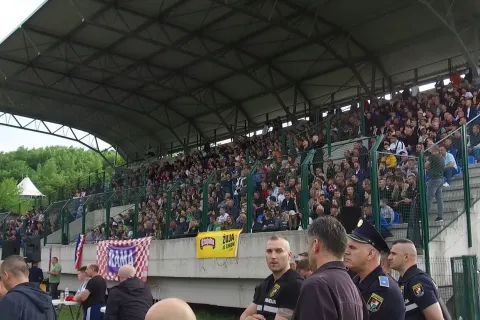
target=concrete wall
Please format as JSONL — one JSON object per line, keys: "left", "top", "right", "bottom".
{"left": 34, "top": 231, "right": 307, "bottom": 308}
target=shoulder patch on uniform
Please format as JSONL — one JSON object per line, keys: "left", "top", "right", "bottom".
{"left": 367, "top": 293, "right": 384, "bottom": 312}
{"left": 379, "top": 276, "right": 389, "bottom": 287}
{"left": 412, "top": 283, "right": 424, "bottom": 297}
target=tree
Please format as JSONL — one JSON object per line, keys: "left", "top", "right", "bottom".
{"left": 0, "top": 146, "right": 124, "bottom": 206}
{"left": 0, "top": 178, "right": 20, "bottom": 211}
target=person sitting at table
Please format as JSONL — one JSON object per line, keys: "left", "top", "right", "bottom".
{"left": 0, "top": 255, "right": 56, "bottom": 319}
{"left": 104, "top": 265, "right": 153, "bottom": 320}
{"left": 145, "top": 298, "right": 196, "bottom": 320}
{"left": 74, "top": 264, "right": 106, "bottom": 320}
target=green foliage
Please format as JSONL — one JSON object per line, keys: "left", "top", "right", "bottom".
{"left": 0, "top": 177, "right": 20, "bottom": 211}
{"left": 0, "top": 146, "right": 124, "bottom": 210}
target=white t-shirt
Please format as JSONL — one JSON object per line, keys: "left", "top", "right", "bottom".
{"left": 76, "top": 280, "right": 89, "bottom": 295}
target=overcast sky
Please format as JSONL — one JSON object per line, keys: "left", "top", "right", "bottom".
{"left": 0, "top": 0, "right": 110, "bottom": 152}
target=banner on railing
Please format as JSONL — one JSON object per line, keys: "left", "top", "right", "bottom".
{"left": 96, "top": 237, "right": 152, "bottom": 282}
{"left": 196, "top": 229, "right": 242, "bottom": 259}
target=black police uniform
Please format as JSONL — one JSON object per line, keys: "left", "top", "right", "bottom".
{"left": 398, "top": 264, "right": 451, "bottom": 320}
{"left": 348, "top": 218, "right": 406, "bottom": 320}
{"left": 252, "top": 269, "right": 304, "bottom": 320}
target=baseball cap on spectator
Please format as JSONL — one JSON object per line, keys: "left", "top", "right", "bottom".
{"left": 464, "top": 92, "right": 473, "bottom": 99}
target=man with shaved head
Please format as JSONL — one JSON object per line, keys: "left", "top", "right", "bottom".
{"left": 104, "top": 265, "right": 153, "bottom": 320}
{"left": 0, "top": 255, "right": 56, "bottom": 319}
{"left": 240, "top": 235, "right": 303, "bottom": 320}
{"left": 389, "top": 239, "right": 451, "bottom": 320}
{"left": 145, "top": 298, "right": 196, "bottom": 320}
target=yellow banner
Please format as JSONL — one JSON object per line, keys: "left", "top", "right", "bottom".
{"left": 196, "top": 229, "right": 242, "bottom": 259}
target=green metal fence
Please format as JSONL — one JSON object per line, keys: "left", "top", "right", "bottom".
{"left": 43, "top": 200, "right": 69, "bottom": 245}
{"left": 451, "top": 255, "right": 480, "bottom": 319}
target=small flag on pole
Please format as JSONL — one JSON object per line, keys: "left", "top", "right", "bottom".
{"left": 74, "top": 234, "right": 86, "bottom": 270}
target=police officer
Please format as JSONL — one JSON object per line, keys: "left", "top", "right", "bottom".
{"left": 389, "top": 239, "right": 452, "bottom": 320}
{"left": 240, "top": 235, "right": 303, "bottom": 320}
{"left": 345, "top": 218, "right": 405, "bottom": 320}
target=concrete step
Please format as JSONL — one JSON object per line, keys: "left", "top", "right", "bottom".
{"left": 389, "top": 224, "right": 442, "bottom": 239}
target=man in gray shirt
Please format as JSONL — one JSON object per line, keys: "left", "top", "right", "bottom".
{"left": 292, "top": 216, "right": 369, "bottom": 320}
{"left": 426, "top": 146, "right": 445, "bottom": 222}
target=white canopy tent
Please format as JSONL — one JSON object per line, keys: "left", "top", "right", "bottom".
{"left": 17, "top": 177, "right": 45, "bottom": 200}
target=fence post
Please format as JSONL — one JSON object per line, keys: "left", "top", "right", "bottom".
{"left": 247, "top": 162, "right": 260, "bottom": 233}
{"left": 60, "top": 207, "right": 65, "bottom": 242}
{"left": 461, "top": 124, "right": 472, "bottom": 247}
{"left": 102, "top": 171, "right": 106, "bottom": 192}
{"left": 105, "top": 195, "right": 111, "bottom": 239}
{"left": 369, "top": 134, "right": 384, "bottom": 231}
{"left": 2, "top": 214, "right": 9, "bottom": 244}
{"left": 202, "top": 171, "right": 217, "bottom": 232}
{"left": 43, "top": 209, "right": 49, "bottom": 245}
{"left": 246, "top": 149, "right": 250, "bottom": 164}
{"left": 301, "top": 150, "right": 314, "bottom": 229}
{"left": 281, "top": 129, "right": 287, "bottom": 160}
{"left": 166, "top": 181, "right": 181, "bottom": 238}
{"left": 288, "top": 137, "right": 295, "bottom": 156}
{"left": 418, "top": 152, "right": 431, "bottom": 275}
{"left": 81, "top": 203, "right": 86, "bottom": 235}
{"left": 133, "top": 188, "right": 141, "bottom": 239}
{"left": 326, "top": 116, "right": 332, "bottom": 157}
{"left": 359, "top": 100, "right": 365, "bottom": 136}
{"left": 462, "top": 255, "right": 480, "bottom": 320}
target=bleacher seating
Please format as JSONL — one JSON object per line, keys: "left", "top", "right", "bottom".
{"left": 40, "top": 68, "right": 480, "bottom": 244}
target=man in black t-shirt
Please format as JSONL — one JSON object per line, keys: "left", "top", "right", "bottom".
{"left": 240, "top": 235, "right": 303, "bottom": 320}
{"left": 74, "top": 264, "right": 106, "bottom": 320}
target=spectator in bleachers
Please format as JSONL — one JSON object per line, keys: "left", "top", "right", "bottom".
{"left": 440, "top": 146, "right": 458, "bottom": 186}
{"left": 426, "top": 146, "right": 445, "bottom": 222}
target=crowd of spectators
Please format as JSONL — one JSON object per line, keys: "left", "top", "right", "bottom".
{"left": 39, "top": 66, "right": 480, "bottom": 242}
{"left": 0, "top": 208, "right": 46, "bottom": 247}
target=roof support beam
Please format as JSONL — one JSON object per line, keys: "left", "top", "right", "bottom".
{"left": 210, "top": 0, "right": 373, "bottom": 98}
{"left": 101, "top": 4, "right": 314, "bottom": 120}
{"left": 9, "top": 2, "right": 112, "bottom": 80}
{"left": 418, "top": 0, "right": 479, "bottom": 76}
{"left": 159, "top": 20, "right": 314, "bottom": 107}
{"left": 66, "top": 0, "right": 191, "bottom": 76}
{"left": 22, "top": 24, "right": 248, "bottom": 135}
{"left": 0, "top": 111, "right": 114, "bottom": 164}
{"left": 266, "top": 67, "right": 294, "bottom": 118}
{"left": 0, "top": 70, "right": 170, "bottom": 149}
{"left": 19, "top": 25, "right": 204, "bottom": 143}
{"left": 278, "top": 0, "right": 391, "bottom": 82}
{"left": 89, "top": 0, "right": 258, "bottom": 127}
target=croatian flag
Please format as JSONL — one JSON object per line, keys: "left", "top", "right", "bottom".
{"left": 74, "top": 234, "right": 86, "bottom": 270}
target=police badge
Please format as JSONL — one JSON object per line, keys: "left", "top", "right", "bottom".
{"left": 367, "top": 293, "right": 384, "bottom": 312}
{"left": 412, "top": 283, "right": 424, "bottom": 297}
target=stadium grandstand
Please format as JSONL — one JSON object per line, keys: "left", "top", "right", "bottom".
{"left": 0, "top": 0, "right": 475, "bottom": 242}
{"left": 1, "top": 0, "right": 480, "bottom": 317}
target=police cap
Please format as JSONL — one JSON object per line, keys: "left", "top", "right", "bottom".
{"left": 347, "top": 218, "right": 390, "bottom": 253}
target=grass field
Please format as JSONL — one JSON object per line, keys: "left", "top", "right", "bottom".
{"left": 58, "top": 306, "right": 238, "bottom": 320}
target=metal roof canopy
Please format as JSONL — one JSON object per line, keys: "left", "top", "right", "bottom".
{"left": 0, "top": 0, "right": 477, "bottom": 160}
